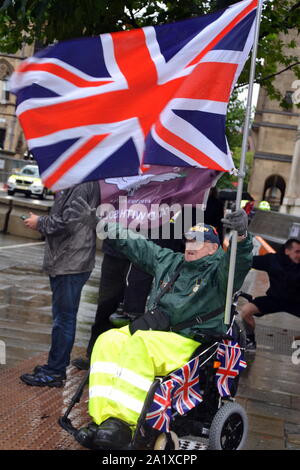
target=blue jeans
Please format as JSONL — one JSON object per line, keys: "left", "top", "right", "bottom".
{"left": 43, "top": 272, "right": 91, "bottom": 376}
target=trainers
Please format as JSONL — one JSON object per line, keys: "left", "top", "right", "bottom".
{"left": 33, "top": 365, "right": 47, "bottom": 374}
{"left": 71, "top": 357, "right": 90, "bottom": 370}
{"left": 246, "top": 337, "right": 257, "bottom": 352}
{"left": 20, "top": 370, "right": 65, "bottom": 388}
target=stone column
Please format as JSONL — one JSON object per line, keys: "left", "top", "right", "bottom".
{"left": 280, "top": 118, "right": 300, "bottom": 216}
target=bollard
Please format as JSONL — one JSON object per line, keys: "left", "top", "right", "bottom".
{"left": 6, "top": 197, "right": 51, "bottom": 239}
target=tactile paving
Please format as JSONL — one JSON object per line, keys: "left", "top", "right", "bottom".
{"left": 0, "top": 353, "right": 90, "bottom": 450}
{"left": 256, "top": 324, "right": 300, "bottom": 356}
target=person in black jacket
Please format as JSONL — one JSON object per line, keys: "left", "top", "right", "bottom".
{"left": 204, "top": 187, "right": 225, "bottom": 245}
{"left": 241, "top": 238, "right": 300, "bottom": 351}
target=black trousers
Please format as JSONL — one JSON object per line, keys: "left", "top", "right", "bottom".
{"left": 86, "top": 254, "right": 153, "bottom": 357}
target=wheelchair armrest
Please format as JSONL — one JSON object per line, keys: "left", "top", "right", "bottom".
{"left": 233, "top": 290, "right": 253, "bottom": 303}
{"left": 206, "top": 333, "right": 233, "bottom": 342}
{"left": 194, "top": 330, "right": 233, "bottom": 344}
{"left": 239, "top": 292, "right": 253, "bottom": 302}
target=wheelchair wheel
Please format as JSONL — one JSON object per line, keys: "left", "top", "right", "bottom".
{"left": 208, "top": 401, "right": 248, "bottom": 450}
{"left": 154, "top": 431, "right": 179, "bottom": 450}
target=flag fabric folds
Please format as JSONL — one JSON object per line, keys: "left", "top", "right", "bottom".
{"left": 145, "top": 379, "right": 173, "bottom": 432}
{"left": 170, "top": 356, "right": 203, "bottom": 416}
{"left": 145, "top": 338, "right": 247, "bottom": 432}
{"left": 100, "top": 165, "right": 219, "bottom": 230}
{"left": 10, "top": 0, "right": 258, "bottom": 191}
{"left": 146, "top": 356, "right": 202, "bottom": 432}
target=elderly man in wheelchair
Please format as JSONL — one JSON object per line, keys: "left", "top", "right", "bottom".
{"left": 63, "top": 199, "right": 252, "bottom": 450}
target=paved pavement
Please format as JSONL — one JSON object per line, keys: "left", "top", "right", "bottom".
{"left": 0, "top": 234, "right": 299, "bottom": 450}
{"left": 0, "top": 234, "right": 100, "bottom": 366}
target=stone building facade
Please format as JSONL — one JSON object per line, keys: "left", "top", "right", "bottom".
{"left": 248, "top": 31, "right": 300, "bottom": 215}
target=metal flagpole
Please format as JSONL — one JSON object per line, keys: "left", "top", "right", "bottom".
{"left": 224, "top": 0, "right": 264, "bottom": 325}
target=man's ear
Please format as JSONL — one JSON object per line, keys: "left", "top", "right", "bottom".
{"left": 207, "top": 243, "right": 219, "bottom": 255}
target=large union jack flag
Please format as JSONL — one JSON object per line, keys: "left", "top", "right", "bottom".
{"left": 145, "top": 379, "right": 173, "bottom": 432}
{"left": 215, "top": 338, "right": 247, "bottom": 397}
{"left": 170, "top": 356, "right": 203, "bottom": 415}
{"left": 10, "top": 0, "right": 257, "bottom": 191}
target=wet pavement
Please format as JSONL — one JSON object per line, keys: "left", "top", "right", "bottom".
{"left": 0, "top": 233, "right": 101, "bottom": 367}
{"left": 0, "top": 233, "right": 299, "bottom": 450}
{"left": 237, "top": 271, "right": 300, "bottom": 450}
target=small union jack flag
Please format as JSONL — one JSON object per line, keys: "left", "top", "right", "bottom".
{"left": 170, "top": 357, "right": 203, "bottom": 415}
{"left": 215, "top": 339, "right": 247, "bottom": 397}
{"left": 146, "top": 357, "right": 203, "bottom": 432}
{"left": 146, "top": 379, "right": 173, "bottom": 432}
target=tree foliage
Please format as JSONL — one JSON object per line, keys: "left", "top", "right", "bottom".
{"left": 217, "top": 149, "right": 254, "bottom": 189}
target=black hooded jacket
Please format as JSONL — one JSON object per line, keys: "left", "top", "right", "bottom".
{"left": 253, "top": 251, "right": 300, "bottom": 304}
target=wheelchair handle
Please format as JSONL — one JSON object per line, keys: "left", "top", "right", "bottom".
{"left": 238, "top": 292, "right": 253, "bottom": 302}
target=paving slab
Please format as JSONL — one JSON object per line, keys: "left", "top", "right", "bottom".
{"left": 0, "top": 352, "right": 89, "bottom": 450}
{"left": 246, "top": 400, "right": 300, "bottom": 424}
{"left": 245, "top": 432, "right": 286, "bottom": 451}
{"left": 0, "top": 234, "right": 300, "bottom": 450}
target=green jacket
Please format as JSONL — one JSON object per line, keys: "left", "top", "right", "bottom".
{"left": 105, "top": 224, "right": 253, "bottom": 338}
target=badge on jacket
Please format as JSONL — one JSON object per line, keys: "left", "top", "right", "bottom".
{"left": 191, "top": 279, "right": 201, "bottom": 294}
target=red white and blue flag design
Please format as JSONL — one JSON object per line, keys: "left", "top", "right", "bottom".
{"left": 215, "top": 338, "right": 247, "bottom": 397}
{"left": 10, "top": 0, "right": 257, "bottom": 191}
{"left": 170, "top": 356, "right": 203, "bottom": 415}
{"left": 146, "top": 357, "right": 202, "bottom": 432}
{"left": 146, "top": 341, "right": 246, "bottom": 432}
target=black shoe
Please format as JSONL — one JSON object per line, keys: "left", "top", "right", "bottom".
{"left": 93, "top": 418, "right": 132, "bottom": 450}
{"left": 75, "top": 422, "right": 99, "bottom": 449}
{"left": 20, "top": 370, "right": 65, "bottom": 387}
{"left": 33, "top": 364, "right": 47, "bottom": 374}
{"left": 109, "top": 312, "right": 131, "bottom": 328}
{"left": 71, "top": 357, "right": 90, "bottom": 371}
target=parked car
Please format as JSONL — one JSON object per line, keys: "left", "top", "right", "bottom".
{"left": 7, "top": 165, "right": 50, "bottom": 200}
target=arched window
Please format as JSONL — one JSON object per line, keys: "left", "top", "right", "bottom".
{"left": 263, "top": 175, "right": 286, "bottom": 211}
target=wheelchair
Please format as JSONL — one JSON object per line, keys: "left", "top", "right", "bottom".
{"left": 59, "top": 291, "right": 249, "bottom": 451}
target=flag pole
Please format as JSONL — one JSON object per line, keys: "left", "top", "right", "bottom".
{"left": 224, "top": 0, "right": 264, "bottom": 325}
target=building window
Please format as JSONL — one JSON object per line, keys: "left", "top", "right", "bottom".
{"left": 0, "top": 60, "right": 12, "bottom": 103}
{"left": 0, "top": 78, "right": 10, "bottom": 103}
{"left": 263, "top": 174, "right": 286, "bottom": 211}
{"left": 0, "top": 128, "right": 6, "bottom": 149}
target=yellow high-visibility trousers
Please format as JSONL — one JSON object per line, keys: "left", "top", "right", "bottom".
{"left": 88, "top": 326, "right": 200, "bottom": 426}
